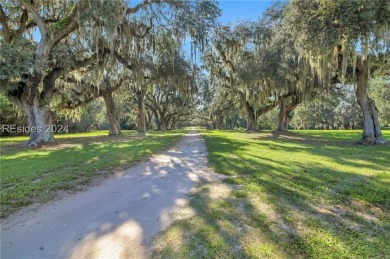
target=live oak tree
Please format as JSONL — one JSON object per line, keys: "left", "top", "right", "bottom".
{"left": 285, "top": 0, "right": 390, "bottom": 144}
{"left": 203, "top": 24, "right": 263, "bottom": 131}
{"left": 144, "top": 55, "right": 199, "bottom": 130}
{"left": 250, "top": 3, "right": 326, "bottom": 132}
{"left": 0, "top": 0, "right": 125, "bottom": 145}
{"left": 204, "top": 12, "right": 312, "bottom": 132}
{"left": 57, "top": 62, "right": 128, "bottom": 136}
{"left": 0, "top": 0, "right": 220, "bottom": 145}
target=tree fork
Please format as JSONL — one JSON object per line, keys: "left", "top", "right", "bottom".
{"left": 277, "top": 96, "right": 301, "bottom": 132}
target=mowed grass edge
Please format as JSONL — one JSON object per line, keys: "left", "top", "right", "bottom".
{"left": 0, "top": 130, "right": 185, "bottom": 218}
{"left": 152, "top": 130, "right": 390, "bottom": 258}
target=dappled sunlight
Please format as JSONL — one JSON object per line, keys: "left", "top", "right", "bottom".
{"left": 1, "top": 131, "right": 224, "bottom": 258}
{"left": 84, "top": 157, "right": 100, "bottom": 165}
{"left": 2, "top": 150, "right": 54, "bottom": 160}
{"left": 173, "top": 130, "right": 390, "bottom": 258}
{"left": 186, "top": 172, "right": 200, "bottom": 182}
{"left": 70, "top": 220, "right": 145, "bottom": 259}
{"left": 0, "top": 131, "right": 184, "bottom": 218}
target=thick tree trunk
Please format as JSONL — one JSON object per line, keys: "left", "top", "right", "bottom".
{"left": 8, "top": 72, "right": 55, "bottom": 146}
{"left": 247, "top": 112, "right": 258, "bottom": 131}
{"left": 136, "top": 91, "right": 146, "bottom": 133}
{"left": 152, "top": 109, "right": 161, "bottom": 130}
{"left": 356, "top": 60, "right": 387, "bottom": 144}
{"left": 154, "top": 112, "right": 167, "bottom": 131}
{"left": 19, "top": 97, "right": 55, "bottom": 146}
{"left": 159, "top": 116, "right": 167, "bottom": 131}
{"left": 277, "top": 97, "right": 301, "bottom": 132}
{"left": 277, "top": 100, "right": 289, "bottom": 132}
{"left": 103, "top": 92, "right": 121, "bottom": 136}
{"left": 245, "top": 101, "right": 258, "bottom": 132}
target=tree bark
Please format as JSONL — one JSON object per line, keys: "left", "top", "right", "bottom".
{"left": 136, "top": 91, "right": 147, "bottom": 133}
{"left": 356, "top": 60, "right": 387, "bottom": 144}
{"left": 245, "top": 101, "right": 258, "bottom": 131}
{"left": 146, "top": 111, "right": 152, "bottom": 130}
{"left": 20, "top": 97, "right": 55, "bottom": 146}
{"left": 102, "top": 91, "right": 121, "bottom": 136}
{"left": 159, "top": 113, "right": 167, "bottom": 131}
{"left": 2, "top": 3, "right": 90, "bottom": 146}
{"left": 8, "top": 73, "right": 55, "bottom": 146}
{"left": 277, "top": 100, "right": 289, "bottom": 132}
{"left": 277, "top": 96, "right": 301, "bottom": 132}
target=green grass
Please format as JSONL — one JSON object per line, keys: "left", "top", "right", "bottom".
{"left": 0, "top": 130, "right": 132, "bottom": 144}
{"left": 153, "top": 130, "right": 390, "bottom": 259}
{"left": 0, "top": 130, "right": 185, "bottom": 218}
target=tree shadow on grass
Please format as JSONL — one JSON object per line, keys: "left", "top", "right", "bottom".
{"left": 1, "top": 131, "right": 216, "bottom": 258}
{"left": 208, "top": 131, "right": 389, "bottom": 173}
{"left": 0, "top": 134, "right": 182, "bottom": 217}
{"left": 158, "top": 132, "right": 390, "bottom": 258}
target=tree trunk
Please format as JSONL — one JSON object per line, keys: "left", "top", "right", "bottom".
{"left": 247, "top": 112, "right": 258, "bottom": 131}
{"left": 245, "top": 101, "right": 258, "bottom": 132}
{"left": 154, "top": 111, "right": 167, "bottom": 131}
{"left": 19, "top": 97, "right": 55, "bottom": 146}
{"left": 8, "top": 73, "right": 55, "bottom": 146}
{"left": 136, "top": 91, "right": 146, "bottom": 133}
{"left": 277, "top": 97, "right": 301, "bottom": 132}
{"left": 146, "top": 111, "right": 152, "bottom": 130}
{"left": 356, "top": 60, "right": 387, "bottom": 144}
{"left": 159, "top": 115, "right": 167, "bottom": 131}
{"left": 103, "top": 92, "right": 121, "bottom": 136}
{"left": 277, "top": 100, "right": 289, "bottom": 132}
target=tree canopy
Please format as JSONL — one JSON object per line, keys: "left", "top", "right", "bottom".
{"left": 0, "top": 0, "right": 389, "bottom": 145}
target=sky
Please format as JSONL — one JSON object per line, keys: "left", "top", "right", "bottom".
{"left": 218, "top": 0, "right": 275, "bottom": 24}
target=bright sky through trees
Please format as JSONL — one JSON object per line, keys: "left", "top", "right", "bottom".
{"left": 183, "top": 1, "right": 275, "bottom": 62}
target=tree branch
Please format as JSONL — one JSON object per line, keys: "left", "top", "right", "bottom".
{"left": 15, "top": 9, "right": 29, "bottom": 37}
{"left": 51, "top": 4, "right": 81, "bottom": 46}
{"left": 113, "top": 51, "right": 135, "bottom": 70}
{"left": 0, "top": 3, "right": 11, "bottom": 43}
{"left": 41, "top": 54, "right": 98, "bottom": 101}
{"left": 126, "top": 0, "right": 163, "bottom": 15}
{"left": 20, "top": 1, "right": 48, "bottom": 40}
{"left": 25, "top": 18, "right": 59, "bottom": 30}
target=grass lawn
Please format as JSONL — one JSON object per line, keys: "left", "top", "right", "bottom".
{"left": 0, "top": 130, "right": 185, "bottom": 218}
{"left": 153, "top": 130, "right": 390, "bottom": 258}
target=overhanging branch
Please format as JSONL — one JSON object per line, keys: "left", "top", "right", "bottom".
{"left": 0, "top": 4, "right": 11, "bottom": 43}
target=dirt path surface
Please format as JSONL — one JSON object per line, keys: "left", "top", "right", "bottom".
{"left": 1, "top": 130, "right": 221, "bottom": 259}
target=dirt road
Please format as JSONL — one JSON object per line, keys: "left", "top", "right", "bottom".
{"left": 1, "top": 131, "right": 221, "bottom": 258}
